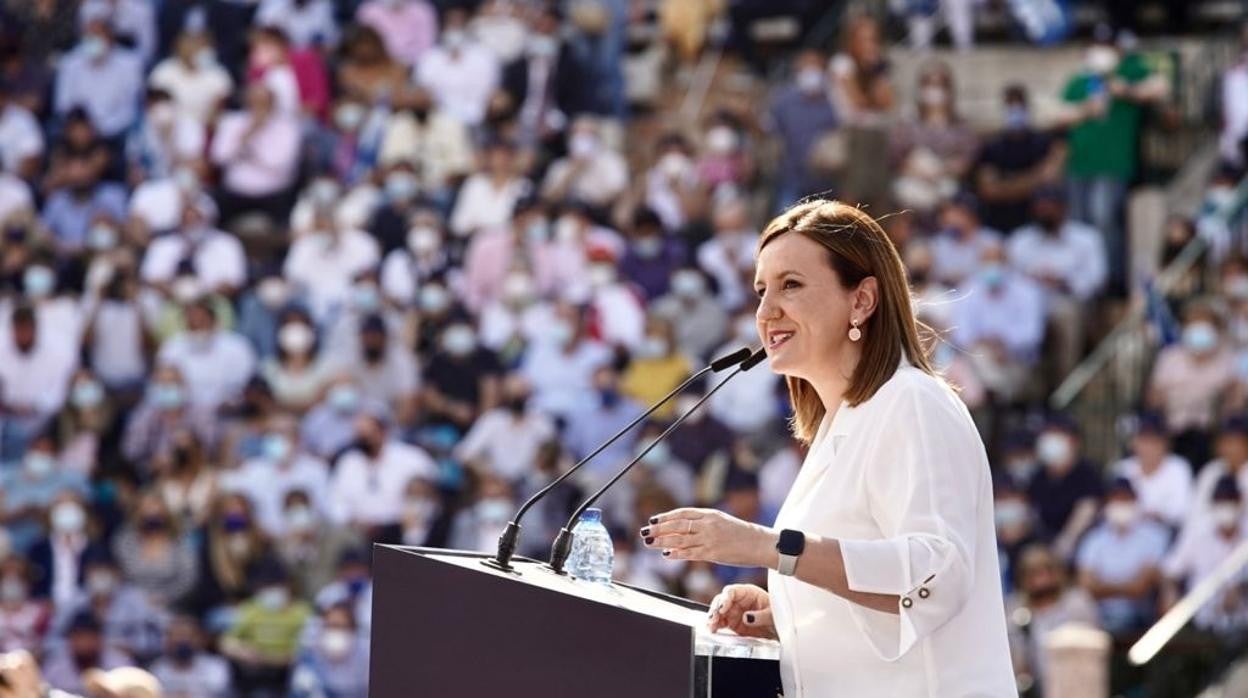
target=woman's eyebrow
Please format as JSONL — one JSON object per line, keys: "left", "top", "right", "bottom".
{"left": 755, "top": 270, "right": 803, "bottom": 286}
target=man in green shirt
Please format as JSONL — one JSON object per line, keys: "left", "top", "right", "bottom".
{"left": 221, "top": 561, "right": 312, "bottom": 695}
{"left": 1058, "top": 26, "right": 1167, "bottom": 294}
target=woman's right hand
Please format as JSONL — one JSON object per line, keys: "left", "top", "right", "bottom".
{"left": 707, "top": 584, "right": 776, "bottom": 640}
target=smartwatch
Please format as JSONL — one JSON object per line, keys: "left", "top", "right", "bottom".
{"left": 775, "top": 529, "right": 805, "bottom": 576}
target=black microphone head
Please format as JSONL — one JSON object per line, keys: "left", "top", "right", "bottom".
{"left": 741, "top": 348, "right": 768, "bottom": 371}
{"left": 709, "top": 346, "right": 751, "bottom": 372}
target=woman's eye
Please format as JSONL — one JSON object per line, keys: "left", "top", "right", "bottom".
{"left": 783, "top": 280, "right": 801, "bottom": 290}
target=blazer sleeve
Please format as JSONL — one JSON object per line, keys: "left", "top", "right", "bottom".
{"left": 836, "top": 379, "right": 986, "bottom": 661}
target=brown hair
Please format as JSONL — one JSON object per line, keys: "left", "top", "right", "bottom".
{"left": 758, "top": 200, "right": 934, "bottom": 444}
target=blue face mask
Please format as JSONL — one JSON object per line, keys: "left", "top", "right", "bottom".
{"left": 980, "top": 263, "right": 1006, "bottom": 289}
{"left": 600, "top": 389, "right": 619, "bottom": 408}
{"left": 1183, "top": 322, "right": 1219, "bottom": 353}
{"left": 1004, "top": 104, "right": 1029, "bottom": 130}
{"left": 261, "top": 435, "right": 291, "bottom": 462}
{"left": 151, "top": 383, "right": 185, "bottom": 409}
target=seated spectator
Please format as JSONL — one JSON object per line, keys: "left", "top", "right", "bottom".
{"left": 0, "top": 431, "right": 89, "bottom": 553}
{"left": 140, "top": 193, "right": 247, "bottom": 296}
{"left": 156, "top": 299, "right": 257, "bottom": 410}
{"left": 299, "top": 376, "right": 387, "bottom": 463}
{"left": 994, "top": 481, "right": 1043, "bottom": 595}
{"left": 1007, "top": 186, "right": 1107, "bottom": 379}
{"left": 617, "top": 209, "right": 687, "bottom": 303}
{"left": 282, "top": 207, "right": 380, "bottom": 324}
{"left": 149, "top": 614, "right": 232, "bottom": 698}
{"left": 328, "top": 413, "right": 438, "bottom": 535}
{"left": 414, "top": 11, "right": 500, "bottom": 126}
{"left": 147, "top": 31, "right": 234, "bottom": 126}
{"left": 311, "top": 549, "right": 373, "bottom": 635}
{"left": 53, "top": 17, "right": 144, "bottom": 142}
{"left": 643, "top": 133, "right": 703, "bottom": 232}
{"left": 767, "top": 48, "right": 839, "bottom": 211}
{"left": 621, "top": 316, "right": 693, "bottom": 421}
{"left": 209, "top": 82, "right": 301, "bottom": 230}
{"left": 41, "top": 611, "right": 131, "bottom": 695}
{"left": 975, "top": 84, "right": 1066, "bottom": 236}
{"left": 697, "top": 197, "right": 759, "bottom": 312}
{"left": 1113, "top": 412, "right": 1193, "bottom": 529}
{"left": 27, "top": 492, "right": 100, "bottom": 606}
{"left": 378, "top": 86, "right": 474, "bottom": 208}
{"left": 448, "top": 472, "right": 519, "bottom": 553}
{"left": 340, "top": 315, "right": 419, "bottom": 425}
{"left": 420, "top": 321, "right": 503, "bottom": 433}
{"left": 77, "top": 0, "right": 157, "bottom": 63}
{"left": 694, "top": 110, "right": 753, "bottom": 193}
{"left": 39, "top": 139, "right": 128, "bottom": 252}
{"left": 1075, "top": 478, "right": 1170, "bottom": 635}
{"left": 111, "top": 491, "right": 197, "bottom": 608}
{"left": 1026, "top": 415, "right": 1104, "bottom": 560}
{"left": 541, "top": 117, "right": 629, "bottom": 211}
{"left": 261, "top": 309, "right": 333, "bottom": 413}
{"left": 377, "top": 474, "right": 453, "bottom": 549}
{"left": 152, "top": 428, "right": 219, "bottom": 530}
{"left": 378, "top": 206, "right": 453, "bottom": 307}
{"left": 335, "top": 24, "right": 408, "bottom": 106}
{"left": 256, "top": 0, "right": 339, "bottom": 50}
{"left": 1005, "top": 545, "right": 1099, "bottom": 693}
{"left": 355, "top": 0, "right": 439, "bottom": 69}
{"left": 121, "top": 364, "right": 219, "bottom": 473}
{"left": 54, "top": 370, "right": 114, "bottom": 477}
{"left": 707, "top": 311, "right": 781, "bottom": 436}
{"left": 1146, "top": 299, "right": 1235, "bottom": 471}
{"left": 220, "top": 414, "right": 329, "bottom": 536}
{"left": 290, "top": 602, "right": 369, "bottom": 698}
{"left": 0, "top": 307, "right": 80, "bottom": 455}
{"left": 1185, "top": 416, "right": 1248, "bottom": 539}
{"left": 477, "top": 269, "right": 553, "bottom": 363}
{"left": 322, "top": 268, "right": 406, "bottom": 364}
{"left": 0, "top": 556, "right": 51, "bottom": 653}
{"left": 54, "top": 550, "right": 168, "bottom": 665}
{"left": 950, "top": 241, "right": 1045, "bottom": 404}
{"left": 454, "top": 374, "right": 554, "bottom": 483}
{"left": 244, "top": 26, "right": 300, "bottom": 116}
{"left": 449, "top": 139, "right": 528, "bottom": 239}
{"left": 563, "top": 365, "right": 644, "bottom": 484}
{"left": 220, "top": 561, "right": 311, "bottom": 696}
{"left": 126, "top": 88, "right": 204, "bottom": 185}
{"left": 275, "top": 490, "right": 362, "bottom": 600}
{"left": 461, "top": 196, "right": 549, "bottom": 313}
{"left": 889, "top": 61, "right": 978, "bottom": 218}
{"left": 236, "top": 271, "right": 296, "bottom": 360}
{"left": 929, "top": 193, "right": 1002, "bottom": 288}
{"left": 0, "top": 84, "right": 44, "bottom": 181}
{"left": 191, "top": 493, "right": 273, "bottom": 621}
{"left": 650, "top": 268, "right": 729, "bottom": 362}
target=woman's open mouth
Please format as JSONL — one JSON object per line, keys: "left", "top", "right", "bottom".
{"left": 768, "top": 330, "right": 794, "bottom": 350}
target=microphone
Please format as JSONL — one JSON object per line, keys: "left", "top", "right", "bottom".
{"left": 547, "top": 347, "right": 767, "bottom": 575}
{"left": 484, "top": 346, "right": 753, "bottom": 571}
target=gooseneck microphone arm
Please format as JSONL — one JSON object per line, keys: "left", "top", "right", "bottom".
{"left": 485, "top": 346, "right": 752, "bottom": 571}
{"left": 547, "top": 348, "right": 767, "bottom": 575}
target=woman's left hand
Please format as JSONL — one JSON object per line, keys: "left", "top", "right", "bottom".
{"left": 640, "top": 507, "right": 777, "bottom": 568}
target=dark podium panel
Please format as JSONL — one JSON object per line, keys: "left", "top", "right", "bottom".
{"left": 370, "top": 545, "right": 782, "bottom": 698}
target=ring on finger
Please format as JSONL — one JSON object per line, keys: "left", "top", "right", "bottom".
{"left": 686, "top": 520, "right": 693, "bottom": 535}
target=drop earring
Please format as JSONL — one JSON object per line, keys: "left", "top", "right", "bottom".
{"left": 848, "top": 319, "right": 862, "bottom": 342}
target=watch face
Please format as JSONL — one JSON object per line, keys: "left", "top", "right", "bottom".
{"left": 777, "top": 529, "right": 805, "bottom": 556}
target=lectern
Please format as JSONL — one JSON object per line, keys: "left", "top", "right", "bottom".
{"left": 369, "top": 545, "right": 783, "bottom": 697}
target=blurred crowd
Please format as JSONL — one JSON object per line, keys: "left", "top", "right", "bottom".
{"left": 0, "top": 0, "right": 1246, "bottom": 696}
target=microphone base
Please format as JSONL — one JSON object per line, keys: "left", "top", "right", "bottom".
{"left": 479, "top": 557, "right": 523, "bottom": 575}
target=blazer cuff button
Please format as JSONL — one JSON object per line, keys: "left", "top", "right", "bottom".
{"left": 901, "top": 597, "right": 913, "bottom": 608}
{"left": 918, "top": 587, "right": 930, "bottom": 599}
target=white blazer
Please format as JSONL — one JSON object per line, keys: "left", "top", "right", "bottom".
{"left": 770, "top": 363, "right": 1017, "bottom": 697}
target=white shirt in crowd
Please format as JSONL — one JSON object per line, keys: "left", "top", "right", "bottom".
{"left": 1221, "top": 60, "right": 1248, "bottom": 166}
{"left": 0, "top": 330, "right": 77, "bottom": 417}
{"left": 589, "top": 283, "right": 646, "bottom": 351}
{"left": 329, "top": 441, "right": 438, "bottom": 526}
{"left": 707, "top": 347, "right": 779, "bottom": 434}
{"left": 378, "top": 110, "right": 475, "bottom": 190}
{"left": 220, "top": 453, "right": 331, "bottom": 536}
{"left": 929, "top": 228, "right": 1003, "bottom": 286}
{"left": 148, "top": 57, "right": 234, "bottom": 126}
{"left": 1007, "top": 221, "right": 1108, "bottom": 301}
{"left": 283, "top": 229, "right": 381, "bottom": 323}
{"left": 541, "top": 150, "right": 630, "bottom": 208}
{"left": 256, "top": 0, "right": 339, "bottom": 48}
{"left": 54, "top": 44, "right": 146, "bottom": 138}
{"left": 0, "top": 103, "right": 43, "bottom": 173}
{"left": 697, "top": 231, "right": 759, "bottom": 311}
{"left": 1163, "top": 516, "right": 1248, "bottom": 631}
{"left": 478, "top": 301, "right": 557, "bottom": 352}
{"left": 0, "top": 173, "right": 32, "bottom": 222}
{"left": 415, "top": 42, "right": 500, "bottom": 126}
{"left": 89, "top": 300, "right": 148, "bottom": 387}
{"left": 210, "top": 110, "right": 302, "bottom": 197}
{"left": 79, "top": 0, "right": 157, "bottom": 63}
{"left": 1182, "top": 460, "right": 1248, "bottom": 541}
{"left": 448, "top": 174, "right": 529, "bottom": 237}
{"left": 141, "top": 228, "right": 248, "bottom": 292}
{"left": 1114, "top": 454, "right": 1194, "bottom": 528}
{"left": 454, "top": 408, "right": 556, "bottom": 482}
{"left": 520, "top": 337, "right": 613, "bottom": 420}
{"left": 128, "top": 179, "right": 184, "bottom": 233}
{"left": 157, "top": 330, "right": 257, "bottom": 409}
{"left": 769, "top": 363, "right": 1015, "bottom": 696}
{"left": 950, "top": 273, "right": 1046, "bottom": 361}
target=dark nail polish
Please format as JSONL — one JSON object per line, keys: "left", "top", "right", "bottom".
{"left": 745, "top": 613, "right": 755, "bottom": 623}
{"left": 644, "top": 537, "right": 654, "bottom": 545}
{"left": 640, "top": 527, "right": 651, "bottom": 536}
{"left": 661, "top": 550, "right": 670, "bottom": 557}
{"left": 649, "top": 516, "right": 659, "bottom": 524}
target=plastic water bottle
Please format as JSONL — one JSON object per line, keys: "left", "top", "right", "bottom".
{"left": 567, "top": 508, "right": 614, "bottom": 584}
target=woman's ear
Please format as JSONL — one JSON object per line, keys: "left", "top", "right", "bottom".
{"left": 853, "top": 277, "right": 879, "bottom": 321}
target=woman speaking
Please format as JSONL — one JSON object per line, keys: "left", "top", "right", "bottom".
{"left": 642, "top": 201, "right": 1016, "bottom": 696}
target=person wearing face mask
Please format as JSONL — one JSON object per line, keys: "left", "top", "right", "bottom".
{"left": 191, "top": 493, "right": 271, "bottom": 618}
{"left": 453, "top": 373, "right": 554, "bottom": 482}
{"left": 992, "top": 482, "right": 1041, "bottom": 596}
{"left": 1113, "top": 412, "right": 1193, "bottom": 529}
{"left": 462, "top": 196, "right": 549, "bottom": 313}
{"left": 1074, "top": 478, "right": 1170, "bottom": 635}
{"left": 122, "top": 363, "right": 219, "bottom": 470}
{"left": 768, "top": 49, "right": 840, "bottom": 211}
{"left": 1004, "top": 544, "right": 1100, "bottom": 695}
{"left": 1057, "top": 25, "right": 1166, "bottom": 295}
{"left": 1007, "top": 185, "right": 1108, "bottom": 379}
{"left": 277, "top": 490, "right": 363, "bottom": 600}
{"left": 704, "top": 310, "right": 781, "bottom": 436}
{"left": 113, "top": 491, "right": 198, "bottom": 609}
{"left": 889, "top": 62, "right": 978, "bottom": 217}
{"left": 696, "top": 196, "right": 760, "bottom": 312}
{"left": 210, "top": 81, "right": 302, "bottom": 229}
{"left": 518, "top": 302, "right": 614, "bottom": 419}
{"left": 928, "top": 193, "right": 1003, "bottom": 288}
{"left": 617, "top": 208, "right": 686, "bottom": 301}
{"left": 1181, "top": 416, "right": 1248, "bottom": 543}
{"left": 53, "top": 550, "right": 169, "bottom": 666}
{"left": 950, "top": 240, "right": 1045, "bottom": 404}
{"left": 290, "top": 603, "right": 369, "bottom": 698}
{"left": 620, "top": 316, "right": 692, "bottom": 420}
{"left": 1025, "top": 415, "right": 1105, "bottom": 560}
{"left": 298, "top": 376, "right": 387, "bottom": 462}
{"left": 355, "top": 0, "right": 438, "bottom": 69}
{"left": 695, "top": 112, "right": 751, "bottom": 190}
{"left": 340, "top": 314, "right": 419, "bottom": 425}
{"left": 53, "top": 18, "right": 144, "bottom": 142}
{"left": 974, "top": 84, "right": 1068, "bottom": 235}
{"left": 1147, "top": 301, "right": 1235, "bottom": 471}
{"left": 261, "top": 311, "right": 332, "bottom": 414}
{"left": 149, "top": 614, "right": 232, "bottom": 698}
{"left": 365, "top": 164, "right": 425, "bottom": 254}
{"left": 584, "top": 249, "right": 646, "bottom": 349}
{"left": 448, "top": 139, "right": 529, "bottom": 238}
{"left": 156, "top": 299, "right": 256, "bottom": 410}
{"left": 378, "top": 85, "right": 473, "bottom": 206}
{"left": 237, "top": 270, "right": 295, "bottom": 360}
{"left": 447, "top": 472, "right": 520, "bottom": 552}
{"left": 54, "top": 371, "right": 114, "bottom": 477}
{"left": 311, "top": 549, "right": 374, "bottom": 632}
{"left": 255, "top": 0, "right": 339, "bottom": 50}
{"left": 562, "top": 365, "right": 645, "bottom": 484}
{"left": 148, "top": 32, "right": 235, "bottom": 127}
{"left": 40, "top": 610, "right": 131, "bottom": 695}
{"left": 650, "top": 267, "right": 729, "bottom": 362}
{"left": 221, "top": 415, "right": 329, "bottom": 537}
{"left": 126, "top": 88, "right": 205, "bottom": 184}
{"left": 414, "top": 11, "right": 500, "bottom": 126}
{"left": 0, "top": 432, "right": 89, "bottom": 552}
{"left": 284, "top": 206, "right": 381, "bottom": 326}
{"left": 140, "top": 193, "right": 247, "bottom": 296}
{"left": 541, "top": 116, "right": 629, "bottom": 210}
{"left": 0, "top": 306, "right": 79, "bottom": 460}
{"left": 26, "top": 493, "right": 102, "bottom": 607}
{"left": 221, "top": 560, "right": 311, "bottom": 695}
{"left": 328, "top": 413, "right": 437, "bottom": 534}
{"left": 38, "top": 133, "right": 129, "bottom": 251}
{"left": 0, "top": 557, "right": 50, "bottom": 654}
{"left": 379, "top": 211, "right": 452, "bottom": 307}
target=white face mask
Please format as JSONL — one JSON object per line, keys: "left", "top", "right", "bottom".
{"left": 0, "top": 577, "right": 27, "bottom": 604}
{"left": 285, "top": 505, "right": 316, "bottom": 533}
{"left": 319, "top": 628, "right": 354, "bottom": 659}
{"left": 1213, "top": 503, "right": 1241, "bottom": 530}
{"left": 1182, "top": 322, "right": 1219, "bottom": 353}
{"left": 636, "top": 336, "right": 668, "bottom": 360}
{"left": 407, "top": 226, "right": 440, "bottom": 255}
{"left": 684, "top": 569, "right": 718, "bottom": 596}
{"left": 994, "top": 500, "right": 1030, "bottom": 531}
{"left": 705, "top": 127, "right": 737, "bottom": 154}
{"left": 569, "top": 132, "right": 599, "bottom": 159}
{"left": 1086, "top": 46, "right": 1119, "bottom": 74}
{"left": 919, "top": 84, "right": 948, "bottom": 108}
{"left": 501, "top": 273, "right": 535, "bottom": 305}
{"left": 670, "top": 271, "right": 704, "bottom": 298}
{"left": 796, "top": 67, "right": 824, "bottom": 94}
{"left": 257, "top": 278, "right": 289, "bottom": 308}
{"left": 51, "top": 502, "right": 86, "bottom": 534}
{"left": 86, "top": 570, "right": 118, "bottom": 596}
{"left": 1036, "top": 432, "right": 1073, "bottom": 468}
{"left": 587, "top": 264, "right": 616, "bottom": 288}
{"left": 658, "top": 152, "right": 691, "bottom": 180}
{"left": 256, "top": 586, "right": 289, "bottom": 611}
{"left": 1104, "top": 501, "right": 1138, "bottom": 528}
{"left": 278, "top": 322, "right": 315, "bottom": 354}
